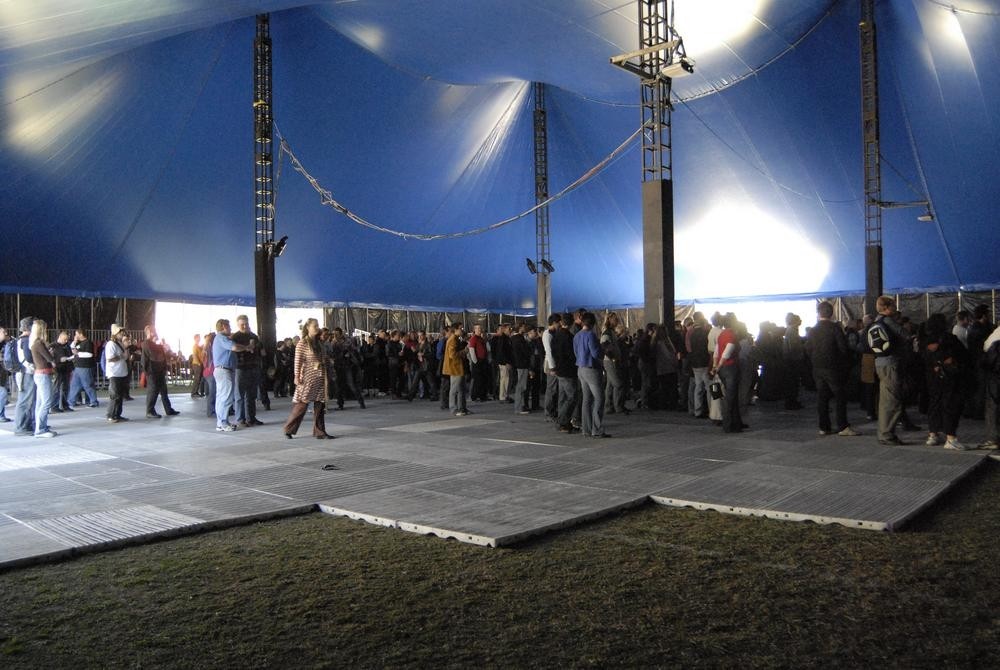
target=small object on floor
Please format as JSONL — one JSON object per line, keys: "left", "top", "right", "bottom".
{"left": 837, "top": 427, "right": 860, "bottom": 437}
{"left": 321, "top": 464, "right": 339, "bottom": 470}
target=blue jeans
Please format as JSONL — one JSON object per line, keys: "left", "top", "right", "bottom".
{"left": 214, "top": 368, "right": 235, "bottom": 428}
{"left": 68, "top": 367, "right": 98, "bottom": 406}
{"left": 578, "top": 366, "right": 606, "bottom": 436}
{"left": 33, "top": 372, "right": 53, "bottom": 434}
{"left": 14, "top": 371, "right": 36, "bottom": 433}
{"left": 0, "top": 380, "right": 8, "bottom": 419}
{"left": 690, "top": 367, "right": 709, "bottom": 416}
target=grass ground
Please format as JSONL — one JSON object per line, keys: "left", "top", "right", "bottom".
{"left": 1, "top": 460, "right": 998, "bottom": 669}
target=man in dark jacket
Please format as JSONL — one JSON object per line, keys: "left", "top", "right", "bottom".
{"left": 552, "top": 314, "right": 578, "bottom": 432}
{"left": 806, "top": 302, "right": 859, "bottom": 437}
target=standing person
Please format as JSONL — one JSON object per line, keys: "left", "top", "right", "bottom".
{"left": 104, "top": 325, "right": 130, "bottom": 423}
{"left": 283, "top": 318, "right": 335, "bottom": 439}
{"left": 443, "top": 323, "right": 470, "bottom": 417}
{"left": 782, "top": 313, "right": 805, "bottom": 410}
{"left": 332, "top": 328, "right": 365, "bottom": 409}
{"left": 0, "top": 327, "right": 10, "bottom": 423}
{"left": 542, "top": 314, "right": 560, "bottom": 421}
{"left": 212, "top": 320, "right": 247, "bottom": 432}
{"left": 652, "top": 324, "right": 679, "bottom": 411}
{"left": 685, "top": 312, "right": 711, "bottom": 418}
{"left": 574, "top": 312, "right": 608, "bottom": 438}
{"left": 710, "top": 313, "right": 744, "bottom": 434}
{"left": 231, "top": 315, "right": 263, "bottom": 427}
{"left": 405, "top": 331, "right": 435, "bottom": 403}
{"left": 203, "top": 332, "right": 217, "bottom": 418}
{"left": 141, "top": 325, "right": 179, "bottom": 418}
{"left": 29, "top": 320, "right": 57, "bottom": 438}
{"left": 870, "top": 296, "right": 907, "bottom": 445}
{"left": 510, "top": 323, "right": 533, "bottom": 415}
{"left": 13, "top": 317, "right": 36, "bottom": 436}
{"left": 493, "top": 324, "right": 514, "bottom": 403}
{"left": 552, "top": 314, "right": 578, "bottom": 433}
{"left": 49, "top": 331, "right": 74, "bottom": 413}
{"left": 921, "top": 313, "right": 970, "bottom": 450}
{"left": 386, "top": 330, "right": 403, "bottom": 398}
{"left": 806, "top": 301, "right": 859, "bottom": 437}
{"left": 66, "top": 328, "right": 99, "bottom": 408}
{"left": 601, "top": 313, "right": 627, "bottom": 415}
{"left": 467, "top": 324, "right": 489, "bottom": 402}
{"left": 437, "top": 325, "right": 452, "bottom": 411}
{"left": 980, "top": 323, "right": 1000, "bottom": 452}
{"left": 189, "top": 334, "right": 205, "bottom": 398}
{"left": 965, "top": 305, "right": 995, "bottom": 420}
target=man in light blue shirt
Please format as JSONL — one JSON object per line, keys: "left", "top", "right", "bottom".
{"left": 573, "top": 312, "right": 609, "bottom": 438}
{"left": 212, "top": 319, "right": 247, "bottom": 432}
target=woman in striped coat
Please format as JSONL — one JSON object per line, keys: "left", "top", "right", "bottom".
{"left": 283, "top": 318, "right": 335, "bottom": 439}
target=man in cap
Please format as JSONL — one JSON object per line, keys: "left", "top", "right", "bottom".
{"left": 104, "top": 324, "right": 130, "bottom": 423}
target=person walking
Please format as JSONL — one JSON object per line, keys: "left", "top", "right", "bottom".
{"left": 283, "top": 318, "right": 335, "bottom": 439}
{"left": 141, "top": 325, "right": 179, "bottom": 418}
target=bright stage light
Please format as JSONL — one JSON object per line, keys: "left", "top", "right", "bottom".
{"left": 675, "top": 204, "right": 830, "bottom": 299}
{"left": 674, "top": 0, "right": 763, "bottom": 56}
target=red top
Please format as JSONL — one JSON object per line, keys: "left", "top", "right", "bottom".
{"left": 468, "top": 334, "right": 487, "bottom": 360}
{"left": 715, "top": 329, "right": 738, "bottom": 367}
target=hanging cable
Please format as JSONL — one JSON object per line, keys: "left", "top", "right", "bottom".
{"left": 273, "top": 123, "right": 641, "bottom": 241}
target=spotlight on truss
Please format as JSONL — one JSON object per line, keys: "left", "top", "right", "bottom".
{"left": 540, "top": 259, "right": 555, "bottom": 274}
{"left": 526, "top": 258, "right": 538, "bottom": 274}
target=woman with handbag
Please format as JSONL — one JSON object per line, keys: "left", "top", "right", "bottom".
{"left": 283, "top": 318, "right": 335, "bottom": 439}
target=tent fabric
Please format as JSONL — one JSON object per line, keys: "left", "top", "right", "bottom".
{"left": 1, "top": 1, "right": 998, "bottom": 312}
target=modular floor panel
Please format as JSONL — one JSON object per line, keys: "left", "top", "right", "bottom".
{"left": 0, "top": 392, "right": 992, "bottom": 567}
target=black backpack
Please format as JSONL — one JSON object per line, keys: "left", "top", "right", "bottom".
{"left": 3, "top": 339, "right": 20, "bottom": 373}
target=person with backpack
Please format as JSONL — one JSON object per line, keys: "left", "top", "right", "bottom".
{"left": 870, "top": 295, "right": 908, "bottom": 445}
{"left": 0, "top": 327, "right": 12, "bottom": 423}
{"left": 12, "top": 316, "right": 36, "bottom": 436}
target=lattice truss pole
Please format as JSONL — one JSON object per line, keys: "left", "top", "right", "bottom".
{"left": 253, "top": 14, "right": 277, "bottom": 351}
{"left": 533, "top": 82, "right": 552, "bottom": 322}
{"left": 860, "top": 0, "right": 883, "bottom": 310}
{"left": 639, "top": 0, "right": 675, "bottom": 182}
{"left": 253, "top": 14, "right": 275, "bottom": 253}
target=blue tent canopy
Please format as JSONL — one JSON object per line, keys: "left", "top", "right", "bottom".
{"left": 1, "top": 0, "right": 998, "bottom": 311}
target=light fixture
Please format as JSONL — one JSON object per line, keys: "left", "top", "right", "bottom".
{"left": 525, "top": 258, "right": 537, "bottom": 275}
{"left": 917, "top": 210, "right": 934, "bottom": 222}
{"left": 540, "top": 259, "right": 555, "bottom": 274}
{"left": 269, "top": 235, "right": 288, "bottom": 258}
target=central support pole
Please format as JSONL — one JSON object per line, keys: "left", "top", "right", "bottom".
{"left": 860, "top": 0, "right": 882, "bottom": 316}
{"left": 639, "top": 0, "right": 675, "bottom": 325}
{"left": 533, "top": 82, "right": 552, "bottom": 324}
{"left": 253, "top": 14, "right": 277, "bottom": 353}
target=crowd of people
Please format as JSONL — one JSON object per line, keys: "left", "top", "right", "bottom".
{"left": 2, "top": 298, "right": 999, "bottom": 454}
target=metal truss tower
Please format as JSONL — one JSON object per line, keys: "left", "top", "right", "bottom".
{"left": 637, "top": 0, "right": 680, "bottom": 324}
{"left": 533, "top": 82, "right": 552, "bottom": 324}
{"left": 860, "top": 0, "right": 882, "bottom": 315}
{"left": 253, "top": 14, "right": 277, "bottom": 354}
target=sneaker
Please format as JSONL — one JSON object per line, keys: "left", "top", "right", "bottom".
{"left": 944, "top": 438, "right": 972, "bottom": 451}
{"left": 518, "top": 410, "right": 530, "bottom": 415}
{"left": 216, "top": 424, "right": 236, "bottom": 432}
{"left": 818, "top": 429, "right": 833, "bottom": 436}
{"left": 454, "top": 410, "right": 468, "bottom": 417}
{"left": 925, "top": 434, "right": 943, "bottom": 447}
{"left": 146, "top": 412, "right": 162, "bottom": 419}
{"left": 107, "top": 417, "right": 119, "bottom": 423}
{"left": 0, "top": 417, "right": 11, "bottom": 423}
{"left": 976, "top": 440, "right": 998, "bottom": 450}
{"left": 34, "top": 430, "right": 57, "bottom": 438}
{"left": 837, "top": 427, "right": 861, "bottom": 437}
